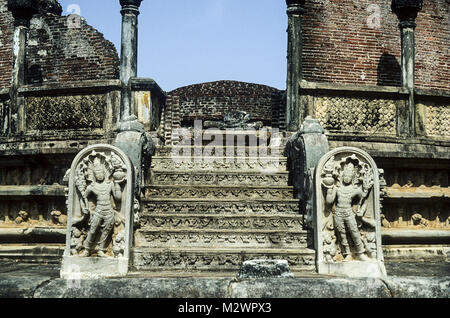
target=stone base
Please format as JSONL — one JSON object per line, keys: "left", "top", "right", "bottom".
{"left": 317, "top": 260, "right": 387, "bottom": 278}
{"left": 60, "top": 255, "right": 129, "bottom": 279}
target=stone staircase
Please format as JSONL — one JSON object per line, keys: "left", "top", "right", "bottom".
{"left": 132, "top": 142, "right": 315, "bottom": 274}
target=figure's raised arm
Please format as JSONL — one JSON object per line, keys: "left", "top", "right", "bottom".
{"left": 325, "top": 186, "right": 337, "bottom": 205}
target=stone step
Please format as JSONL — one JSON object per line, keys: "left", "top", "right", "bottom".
{"left": 136, "top": 229, "right": 308, "bottom": 249}
{"left": 156, "top": 146, "right": 284, "bottom": 157}
{"left": 142, "top": 199, "right": 301, "bottom": 214}
{"left": 150, "top": 156, "right": 288, "bottom": 173}
{"left": 139, "top": 213, "right": 304, "bottom": 230}
{"left": 143, "top": 185, "right": 294, "bottom": 200}
{"left": 169, "top": 128, "right": 280, "bottom": 147}
{"left": 150, "top": 171, "right": 289, "bottom": 186}
{"left": 131, "top": 247, "right": 316, "bottom": 272}
{"left": 0, "top": 244, "right": 64, "bottom": 264}
{"left": 0, "top": 185, "right": 65, "bottom": 199}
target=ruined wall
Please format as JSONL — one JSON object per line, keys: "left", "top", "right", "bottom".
{"left": 169, "top": 80, "right": 283, "bottom": 126}
{"left": 0, "top": 0, "right": 121, "bottom": 232}
{"left": 302, "top": 0, "right": 450, "bottom": 92}
{"left": 0, "top": 0, "right": 119, "bottom": 88}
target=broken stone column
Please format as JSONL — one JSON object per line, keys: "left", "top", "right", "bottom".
{"left": 391, "top": 0, "right": 423, "bottom": 137}
{"left": 119, "top": 0, "right": 142, "bottom": 120}
{"left": 61, "top": 145, "right": 135, "bottom": 278}
{"left": 6, "top": 0, "right": 39, "bottom": 134}
{"left": 285, "top": 0, "right": 305, "bottom": 132}
{"left": 314, "top": 147, "right": 386, "bottom": 278}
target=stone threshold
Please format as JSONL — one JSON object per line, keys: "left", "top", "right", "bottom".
{"left": 0, "top": 261, "right": 448, "bottom": 298}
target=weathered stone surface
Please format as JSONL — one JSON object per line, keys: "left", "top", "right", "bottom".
{"left": 230, "top": 277, "right": 391, "bottom": 298}
{"left": 382, "top": 276, "right": 449, "bottom": 298}
{"left": 144, "top": 185, "right": 294, "bottom": 200}
{"left": 35, "top": 277, "right": 230, "bottom": 298}
{"left": 131, "top": 247, "right": 316, "bottom": 273}
{"left": 0, "top": 262, "right": 59, "bottom": 298}
{"left": 385, "top": 262, "right": 450, "bottom": 277}
{"left": 143, "top": 199, "right": 301, "bottom": 215}
{"left": 25, "top": 95, "right": 107, "bottom": 130}
{"left": 237, "top": 260, "right": 294, "bottom": 279}
{"left": 0, "top": 262, "right": 448, "bottom": 298}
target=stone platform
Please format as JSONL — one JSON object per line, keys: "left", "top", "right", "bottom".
{"left": 0, "top": 261, "right": 448, "bottom": 298}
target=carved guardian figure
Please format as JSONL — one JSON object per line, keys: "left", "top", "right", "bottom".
{"left": 61, "top": 145, "right": 135, "bottom": 278}
{"left": 315, "top": 147, "right": 386, "bottom": 277}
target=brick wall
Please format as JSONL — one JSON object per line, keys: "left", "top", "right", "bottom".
{"left": 0, "top": 0, "right": 119, "bottom": 88}
{"left": 0, "top": 3, "right": 14, "bottom": 89}
{"left": 169, "top": 80, "right": 283, "bottom": 126}
{"left": 302, "top": 0, "right": 450, "bottom": 92}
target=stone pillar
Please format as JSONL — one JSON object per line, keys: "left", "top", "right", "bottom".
{"left": 391, "top": 0, "right": 423, "bottom": 137}
{"left": 6, "top": 0, "right": 39, "bottom": 134}
{"left": 119, "top": 0, "right": 142, "bottom": 121}
{"left": 116, "top": 1, "right": 153, "bottom": 223}
{"left": 285, "top": 0, "right": 305, "bottom": 132}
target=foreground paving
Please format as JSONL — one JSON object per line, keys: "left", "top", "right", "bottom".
{"left": 0, "top": 261, "right": 448, "bottom": 298}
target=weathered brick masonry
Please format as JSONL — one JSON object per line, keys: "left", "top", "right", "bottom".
{"left": 301, "top": 0, "right": 450, "bottom": 91}
{"left": 169, "top": 80, "right": 284, "bottom": 125}
{"left": 0, "top": 0, "right": 119, "bottom": 89}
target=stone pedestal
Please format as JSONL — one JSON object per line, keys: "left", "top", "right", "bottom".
{"left": 61, "top": 144, "right": 135, "bottom": 279}
{"left": 314, "top": 147, "right": 386, "bottom": 278}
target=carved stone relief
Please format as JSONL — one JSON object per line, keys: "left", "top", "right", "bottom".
{"left": 203, "top": 111, "right": 264, "bottom": 129}
{"left": 61, "top": 144, "right": 134, "bottom": 278}
{"left": 144, "top": 201, "right": 300, "bottom": 214}
{"left": 315, "top": 147, "right": 386, "bottom": 277}
{"left": 315, "top": 96, "right": 397, "bottom": 135}
{"left": 25, "top": 94, "right": 107, "bottom": 130}
{"left": 422, "top": 101, "right": 450, "bottom": 138}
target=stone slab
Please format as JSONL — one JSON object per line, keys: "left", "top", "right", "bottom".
{"left": 317, "top": 260, "right": 387, "bottom": 278}
{"left": 60, "top": 256, "right": 129, "bottom": 279}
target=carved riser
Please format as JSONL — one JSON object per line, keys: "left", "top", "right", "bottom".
{"left": 136, "top": 231, "right": 308, "bottom": 249}
{"left": 142, "top": 201, "right": 301, "bottom": 214}
{"left": 132, "top": 248, "right": 316, "bottom": 272}
{"left": 144, "top": 186, "right": 294, "bottom": 200}
{"left": 139, "top": 214, "right": 304, "bottom": 231}
{"left": 151, "top": 157, "right": 288, "bottom": 173}
{"left": 150, "top": 172, "right": 289, "bottom": 186}
{"left": 156, "top": 147, "right": 284, "bottom": 157}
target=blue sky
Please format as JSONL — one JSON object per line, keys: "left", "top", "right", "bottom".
{"left": 58, "top": 0, "right": 288, "bottom": 92}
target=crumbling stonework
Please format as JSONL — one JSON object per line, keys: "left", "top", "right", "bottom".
{"left": 0, "top": 0, "right": 119, "bottom": 88}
